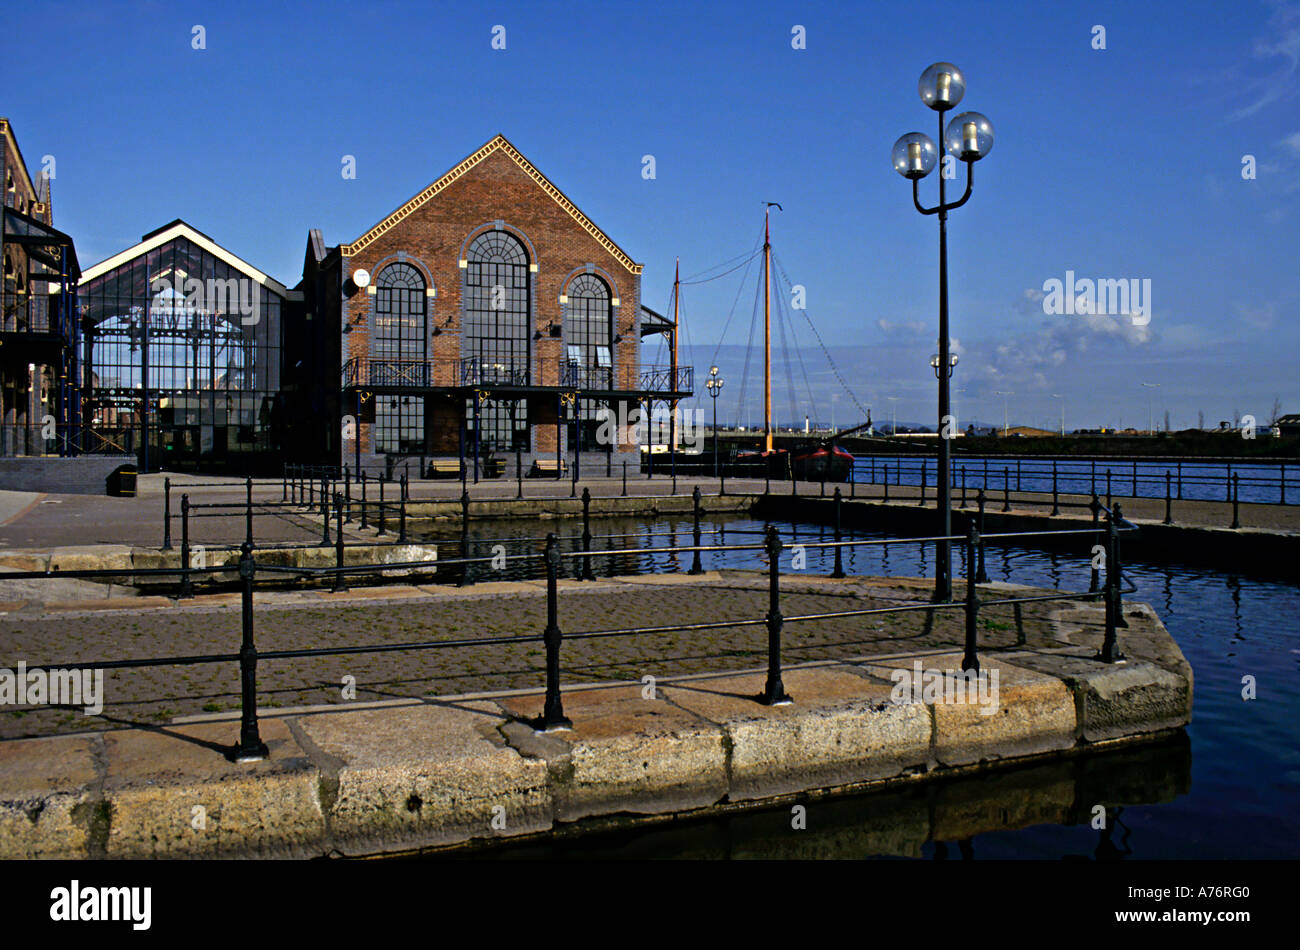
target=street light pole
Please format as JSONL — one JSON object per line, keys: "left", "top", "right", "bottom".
{"left": 995, "top": 391, "right": 1012, "bottom": 436}
{"left": 894, "top": 62, "right": 994, "bottom": 603}
{"left": 1142, "top": 382, "right": 1159, "bottom": 435}
{"left": 1052, "top": 393, "right": 1065, "bottom": 436}
{"left": 706, "top": 366, "right": 724, "bottom": 477}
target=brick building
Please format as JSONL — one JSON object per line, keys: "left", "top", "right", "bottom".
{"left": 299, "top": 134, "right": 689, "bottom": 477}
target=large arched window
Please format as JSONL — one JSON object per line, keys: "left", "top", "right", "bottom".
{"left": 372, "top": 262, "right": 427, "bottom": 454}
{"left": 373, "top": 262, "right": 427, "bottom": 363}
{"left": 464, "top": 230, "right": 530, "bottom": 449}
{"left": 563, "top": 273, "right": 612, "bottom": 389}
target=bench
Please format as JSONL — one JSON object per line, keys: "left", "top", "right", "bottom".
{"left": 426, "top": 459, "right": 464, "bottom": 479}
{"left": 528, "top": 458, "right": 568, "bottom": 478}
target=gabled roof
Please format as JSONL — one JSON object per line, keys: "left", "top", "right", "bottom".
{"left": 78, "top": 219, "right": 290, "bottom": 295}
{"left": 341, "top": 134, "right": 643, "bottom": 274}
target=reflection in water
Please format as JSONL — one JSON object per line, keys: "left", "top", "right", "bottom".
{"left": 448, "top": 734, "right": 1191, "bottom": 861}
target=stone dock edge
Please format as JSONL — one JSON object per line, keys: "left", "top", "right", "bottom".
{"left": 0, "top": 597, "right": 1191, "bottom": 859}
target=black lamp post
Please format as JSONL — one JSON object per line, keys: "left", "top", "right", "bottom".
{"left": 706, "top": 366, "right": 724, "bottom": 477}
{"left": 893, "top": 62, "right": 994, "bottom": 603}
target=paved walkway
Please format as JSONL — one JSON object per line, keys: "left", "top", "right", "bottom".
{"left": 0, "top": 572, "right": 1086, "bottom": 740}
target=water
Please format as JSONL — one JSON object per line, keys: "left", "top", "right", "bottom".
{"left": 852, "top": 455, "right": 1296, "bottom": 506}
{"left": 418, "top": 512, "right": 1300, "bottom": 859}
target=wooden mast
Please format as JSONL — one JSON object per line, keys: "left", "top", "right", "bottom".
{"left": 670, "top": 258, "right": 679, "bottom": 456}
{"left": 763, "top": 209, "right": 771, "bottom": 452}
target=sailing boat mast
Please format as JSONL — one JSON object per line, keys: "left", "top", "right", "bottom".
{"left": 763, "top": 202, "right": 781, "bottom": 453}
{"left": 670, "top": 258, "right": 679, "bottom": 456}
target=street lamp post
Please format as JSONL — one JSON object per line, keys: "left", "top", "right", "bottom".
{"left": 706, "top": 366, "right": 724, "bottom": 477}
{"left": 886, "top": 396, "right": 899, "bottom": 436}
{"left": 1051, "top": 393, "right": 1065, "bottom": 436}
{"left": 1142, "top": 382, "right": 1159, "bottom": 435}
{"left": 895, "top": 63, "right": 994, "bottom": 602}
{"left": 995, "top": 391, "right": 1013, "bottom": 436}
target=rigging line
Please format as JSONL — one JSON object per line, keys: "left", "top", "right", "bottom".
{"left": 775, "top": 273, "right": 821, "bottom": 428}
{"left": 680, "top": 242, "right": 762, "bottom": 284}
{"left": 733, "top": 260, "right": 764, "bottom": 431}
{"left": 770, "top": 250, "right": 871, "bottom": 422}
{"left": 707, "top": 243, "right": 760, "bottom": 373}
{"left": 774, "top": 286, "right": 798, "bottom": 434}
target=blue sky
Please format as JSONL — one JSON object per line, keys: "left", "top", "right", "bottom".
{"left": 5, "top": 0, "right": 1297, "bottom": 432}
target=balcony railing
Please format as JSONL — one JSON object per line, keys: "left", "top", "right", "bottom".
{"left": 342, "top": 358, "right": 693, "bottom": 395}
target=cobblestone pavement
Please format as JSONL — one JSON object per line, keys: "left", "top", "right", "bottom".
{"left": 0, "top": 573, "right": 1072, "bottom": 739}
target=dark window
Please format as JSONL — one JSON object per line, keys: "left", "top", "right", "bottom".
{"left": 373, "top": 263, "right": 428, "bottom": 454}
{"left": 564, "top": 274, "right": 613, "bottom": 451}
{"left": 464, "top": 230, "right": 529, "bottom": 449}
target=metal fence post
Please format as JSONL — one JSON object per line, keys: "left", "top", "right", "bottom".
{"left": 962, "top": 519, "right": 980, "bottom": 672}
{"left": 344, "top": 466, "right": 351, "bottom": 522}
{"left": 281, "top": 467, "right": 287, "bottom": 503}
{"left": 180, "top": 493, "right": 193, "bottom": 599}
{"left": 399, "top": 487, "right": 407, "bottom": 543}
{"left": 959, "top": 466, "right": 966, "bottom": 508}
{"left": 919, "top": 465, "right": 927, "bottom": 506}
{"left": 622, "top": 460, "right": 628, "bottom": 497}
{"left": 1106, "top": 469, "right": 1113, "bottom": 508}
{"left": 1050, "top": 462, "right": 1059, "bottom": 516}
{"left": 686, "top": 485, "right": 704, "bottom": 575}
{"left": 1163, "top": 471, "right": 1173, "bottom": 525}
{"left": 321, "top": 484, "right": 331, "bottom": 544}
{"left": 1002, "top": 467, "right": 1011, "bottom": 512}
{"left": 1089, "top": 495, "right": 1101, "bottom": 593}
{"left": 333, "top": 494, "right": 348, "bottom": 593}
{"left": 1231, "top": 473, "right": 1240, "bottom": 529}
{"left": 234, "top": 541, "right": 269, "bottom": 761}
{"left": 883, "top": 464, "right": 889, "bottom": 502}
{"left": 760, "top": 526, "right": 790, "bottom": 705}
{"left": 162, "top": 477, "right": 173, "bottom": 550}
{"left": 975, "top": 489, "right": 989, "bottom": 583}
{"left": 517, "top": 443, "right": 524, "bottom": 499}
{"left": 377, "top": 475, "right": 386, "bottom": 536}
{"left": 458, "top": 489, "right": 471, "bottom": 588}
{"left": 540, "top": 533, "right": 571, "bottom": 730}
{"left": 832, "top": 487, "right": 845, "bottom": 578}
{"left": 1098, "top": 505, "right": 1126, "bottom": 663}
{"left": 359, "top": 472, "right": 368, "bottom": 530}
{"left": 582, "top": 487, "right": 596, "bottom": 580}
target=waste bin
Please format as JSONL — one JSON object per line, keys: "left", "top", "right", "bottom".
{"left": 108, "top": 463, "right": 138, "bottom": 497}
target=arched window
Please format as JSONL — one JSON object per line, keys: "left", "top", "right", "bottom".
{"left": 373, "top": 262, "right": 427, "bottom": 362}
{"left": 464, "top": 230, "right": 530, "bottom": 449}
{"left": 563, "top": 273, "right": 612, "bottom": 388}
{"left": 372, "top": 262, "right": 428, "bottom": 454}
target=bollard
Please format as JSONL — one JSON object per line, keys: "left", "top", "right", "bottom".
{"left": 760, "top": 526, "right": 791, "bottom": 705}
{"left": 246, "top": 476, "right": 255, "bottom": 547}
{"left": 377, "top": 476, "right": 386, "bottom": 536}
{"left": 180, "top": 493, "right": 193, "bottom": 599}
{"left": 234, "top": 542, "right": 269, "bottom": 761}
{"left": 539, "top": 534, "right": 571, "bottom": 730}
{"left": 831, "top": 487, "right": 845, "bottom": 578}
{"left": 1088, "top": 495, "right": 1101, "bottom": 593}
{"left": 1002, "top": 468, "right": 1011, "bottom": 512}
{"left": 582, "top": 488, "right": 596, "bottom": 580}
{"left": 1231, "top": 473, "right": 1240, "bottom": 529}
{"left": 333, "top": 494, "right": 348, "bottom": 593}
{"left": 962, "top": 520, "right": 981, "bottom": 672}
{"left": 975, "top": 489, "right": 989, "bottom": 583}
{"left": 163, "top": 478, "right": 174, "bottom": 553}
{"left": 359, "top": 472, "right": 368, "bottom": 530}
{"left": 1050, "top": 461, "right": 1059, "bottom": 516}
{"left": 1163, "top": 471, "right": 1173, "bottom": 525}
{"left": 1098, "top": 507, "right": 1126, "bottom": 663}
{"left": 689, "top": 485, "right": 703, "bottom": 575}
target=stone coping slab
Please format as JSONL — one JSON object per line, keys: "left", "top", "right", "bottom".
{"left": 0, "top": 630, "right": 1191, "bottom": 858}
